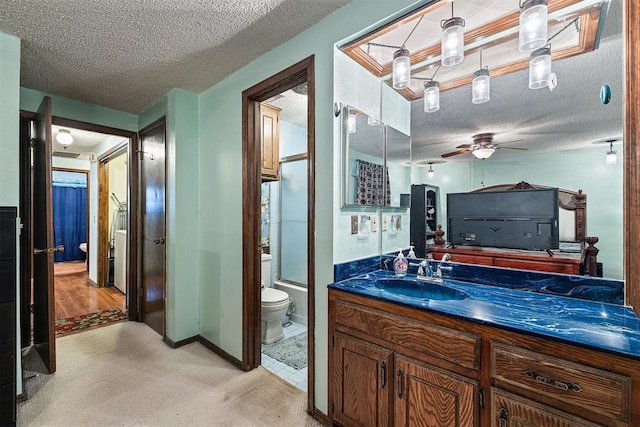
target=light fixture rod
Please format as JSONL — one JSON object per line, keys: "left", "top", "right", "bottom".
{"left": 546, "top": 16, "right": 579, "bottom": 44}
{"left": 401, "top": 15, "right": 424, "bottom": 48}
{"left": 367, "top": 41, "right": 403, "bottom": 50}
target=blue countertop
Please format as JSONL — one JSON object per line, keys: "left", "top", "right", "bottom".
{"left": 328, "top": 269, "right": 640, "bottom": 361}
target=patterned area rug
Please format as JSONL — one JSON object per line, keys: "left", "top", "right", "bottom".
{"left": 262, "top": 333, "right": 307, "bottom": 370}
{"left": 55, "top": 308, "right": 127, "bottom": 335}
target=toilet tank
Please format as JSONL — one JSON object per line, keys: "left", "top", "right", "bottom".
{"left": 261, "top": 253, "right": 272, "bottom": 287}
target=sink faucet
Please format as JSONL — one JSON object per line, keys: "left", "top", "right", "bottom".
{"left": 409, "top": 260, "right": 429, "bottom": 276}
{"left": 441, "top": 252, "right": 451, "bottom": 262}
{"left": 436, "top": 253, "right": 453, "bottom": 279}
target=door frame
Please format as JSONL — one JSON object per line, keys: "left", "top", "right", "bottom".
{"left": 49, "top": 117, "right": 139, "bottom": 321}
{"left": 241, "top": 55, "right": 316, "bottom": 413}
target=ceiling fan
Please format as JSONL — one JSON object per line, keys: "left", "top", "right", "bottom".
{"left": 441, "top": 133, "right": 527, "bottom": 160}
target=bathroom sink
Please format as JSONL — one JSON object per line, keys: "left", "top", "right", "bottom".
{"left": 374, "top": 277, "right": 468, "bottom": 301}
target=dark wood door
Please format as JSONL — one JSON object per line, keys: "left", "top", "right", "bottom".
{"left": 19, "top": 114, "right": 33, "bottom": 348}
{"left": 333, "top": 332, "right": 393, "bottom": 427}
{"left": 139, "top": 118, "right": 166, "bottom": 336}
{"left": 32, "top": 96, "right": 56, "bottom": 373}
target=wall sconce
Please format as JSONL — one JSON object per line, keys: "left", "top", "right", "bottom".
{"left": 472, "top": 50, "right": 490, "bottom": 104}
{"left": 367, "top": 116, "right": 381, "bottom": 126}
{"left": 423, "top": 80, "right": 440, "bottom": 113}
{"left": 519, "top": 0, "right": 548, "bottom": 52}
{"left": 427, "top": 163, "right": 435, "bottom": 178}
{"left": 441, "top": 3, "right": 465, "bottom": 66}
{"left": 529, "top": 46, "right": 551, "bottom": 89}
{"left": 606, "top": 141, "right": 617, "bottom": 165}
{"left": 56, "top": 129, "right": 73, "bottom": 147}
{"left": 393, "top": 47, "right": 411, "bottom": 89}
{"left": 347, "top": 108, "right": 356, "bottom": 133}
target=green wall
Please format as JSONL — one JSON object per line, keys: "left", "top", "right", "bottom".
{"left": 197, "top": 0, "right": 423, "bottom": 413}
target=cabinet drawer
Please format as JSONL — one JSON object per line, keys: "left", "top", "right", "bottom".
{"left": 493, "top": 258, "right": 576, "bottom": 274}
{"left": 450, "top": 254, "right": 494, "bottom": 266}
{"left": 335, "top": 300, "right": 481, "bottom": 370}
{"left": 491, "top": 342, "right": 631, "bottom": 422}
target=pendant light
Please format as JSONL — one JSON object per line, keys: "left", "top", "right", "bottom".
{"left": 472, "top": 51, "right": 490, "bottom": 104}
{"left": 392, "top": 48, "right": 411, "bottom": 89}
{"left": 427, "top": 163, "right": 435, "bottom": 178}
{"left": 519, "top": 0, "right": 548, "bottom": 51}
{"left": 441, "top": 3, "right": 465, "bottom": 67}
{"left": 606, "top": 142, "right": 617, "bottom": 165}
{"left": 529, "top": 46, "right": 551, "bottom": 89}
{"left": 347, "top": 108, "right": 356, "bottom": 134}
{"left": 56, "top": 129, "right": 73, "bottom": 147}
{"left": 423, "top": 80, "right": 440, "bottom": 113}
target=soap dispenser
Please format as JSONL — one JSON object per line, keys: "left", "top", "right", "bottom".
{"left": 394, "top": 250, "right": 408, "bottom": 277}
{"left": 407, "top": 244, "right": 416, "bottom": 259}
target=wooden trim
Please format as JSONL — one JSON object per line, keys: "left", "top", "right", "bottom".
{"left": 50, "top": 116, "right": 139, "bottom": 321}
{"left": 197, "top": 335, "right": 243, "bottom": 369}
{"left": 163, "top": 335, "right": 198, "bottom": 349}
{"left": 97, "top": 161, "right": 109, "bottom": 287}
{"left": 625, "top": 0, "right": 640, "bottom": 314}
{"left": 15, "top": 394, "right": 25, "bottom": 403}
{"left": 311, "top": 408, "right": 332, "bottom": 426}
{"left": 242, "top": 55, "right": 316, "bottom": 413}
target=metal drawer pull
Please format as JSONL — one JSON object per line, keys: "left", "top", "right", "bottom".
{"left": 499, "top": 407, "right": 508, "bottom": 427}
{"left": 34, "top": 245, "right": 64, "bottom": 254}
{"left": 380, "top": 361, "right": 386, "bottom": 389}
{"left": 525, "top": 369, "right": 582, "bottom": 392}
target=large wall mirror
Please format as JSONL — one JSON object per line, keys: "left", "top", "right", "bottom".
{"left": 336, "top": 0, "right": 636, "bottom": 291}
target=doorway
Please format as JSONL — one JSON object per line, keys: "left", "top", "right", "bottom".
{"left": 242, "top": 56, "right": 316, "bottom": 412}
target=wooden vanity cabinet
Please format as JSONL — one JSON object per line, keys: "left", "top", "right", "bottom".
{"left": 260, "top": 104, "right": 280, "bottom": 181}
{"left": 328, "top": 288, "right": 640, "bottom": 427}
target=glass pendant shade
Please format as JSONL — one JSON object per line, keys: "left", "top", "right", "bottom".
{"left": 519, "top": 0, "right": 548, "bottom": 51}
{"left": 427, "top": 165, "right": 435, "bottom": 178}
{"left": 441, "top": 17, "right": 465, "bottom": 66}
{"left": 56, "top": 129, "right": 73, "bottom": 146}
{"left": 347, "top": 109, "right": 356, "bottom": 133}
{"left": 529, "top": 47, "right": 552, "bottom": 89}
{"left": 472, "top": 68, "right": 490, "bottom": 104}
{"left": 606, "top": 143, "right": 617, "bottom": 164}
{"left": 472, "top": 147, "right": 495, "bottom": 159}
{"left": 423, "top": 80, "right": 440, "bottom": 113}
{"left": 392, "top": 48, "right": 411, "bottom": 89}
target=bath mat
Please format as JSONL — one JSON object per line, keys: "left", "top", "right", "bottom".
{"left": 263, "top": 333, "right": 307, "bottom": 370}
{"left": 55, "top": 308, "right": 127, "bottom": 335}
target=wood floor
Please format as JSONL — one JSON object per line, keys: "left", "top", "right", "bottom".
{"left": 54, "top": 261, "right": 125, "bottom": 320}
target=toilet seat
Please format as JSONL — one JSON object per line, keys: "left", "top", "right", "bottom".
{"left": 262, "top": 287, "right": 289, "bottom": 306}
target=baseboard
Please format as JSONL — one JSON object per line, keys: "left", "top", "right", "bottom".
{"left": 312, "top": 408, "right": 332, "bottom": 426}
{"left": 197, "top": 335, "right": 243, "bottom": 369}
{"left": 88, "top": 278, "right": 98, "bottom": 287}
{"left": 16, "top": 393, "right": 25, "bottom": 403}
{"left": 163, "top": 335, "right": 198, "bottom": 349}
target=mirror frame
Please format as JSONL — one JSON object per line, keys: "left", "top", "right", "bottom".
{"left": 624, "top": 1, "right": 639, "bottom": 313}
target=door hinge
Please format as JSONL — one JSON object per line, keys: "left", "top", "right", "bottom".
{"left": 479, "top": 388, "right": 485, "bottom": 409}
{"left": 29, "top": 303, "right": 34, "bottom": 313}
{"left": 332, "top": 334, "right": 334, "bottom": 347}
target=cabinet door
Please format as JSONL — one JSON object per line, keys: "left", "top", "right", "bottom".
{"left": 333, "top": 332, "right": 393, "bottom": 427}
{"left": 261, "top": 104, "right": 280, "bottom": 180}
{"left": 395, "top": 355, "right": 478, "bottom": 427}
{"left": 491, "top": 388, "right": 601, "bottom": 427}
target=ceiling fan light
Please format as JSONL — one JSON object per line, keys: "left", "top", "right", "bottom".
{"left": 392, "top": 48, "right": 411, "bottom": 89}
{"left": 472, "top": 68, "right": 490, "bottom": 104}
{"left": 529, "top": 47, "right": 551, "bottom": 89}
{"left": 472, "top": 147, "right": 495, "bottom": 160}
{"left": 519, "top": 0, "right": 548, "bottom": 52}
{"left": 423, "top": 80, "right": 440, "bottom": 113}
{"left": 441, "top": 17, "right": 465, "bottom": 66}
{"left": 56, "top": 129, "right": 73, "bottom": 146}
{"left": 347, "top": 108, "right": 356, "bottom": 134}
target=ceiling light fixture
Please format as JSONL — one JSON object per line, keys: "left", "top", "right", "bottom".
{"left": 393, "top": 48, "right": 411, "bottom": 89}
{"left": 529, "top": 46, "right": 551, "bottom": 89}
{"left": 56, "top": 129, "right": 73, "bottom": 147}
{"left": 347, "top": 108, "right": 357, "bottom": 134}
{"left": 423, "top": 65, "right": 441, "bottom": 113}
{"left": 472, "top": 51, "right": 490, "bottom": 104}
{"left": 606, "top": 141, "right": 617, "bottom": 165}
{"left": 427, "top": 163, "right": 435, "bottom": 178}
{"left": 519, "top": 0, "right": 548, "bottom": 52}
{"left": 472, "top": 147, "right": 495, "bottom": 160}
{"left": 441, "top": 3, "right": 465, "bottom": 66}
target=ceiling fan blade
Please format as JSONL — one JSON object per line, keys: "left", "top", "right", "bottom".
{"left": 455, "top": 144, "right": 472, "bottom": 149}
{"left": 495, "top": 139, "right": 524, "bottom": 146}
{"left": 441, "top": 148, "right": 470, "bottom": 158}
{"left": 497, "top": 146, "right": 528, "bottom": 151}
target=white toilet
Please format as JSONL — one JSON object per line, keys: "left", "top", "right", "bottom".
{"left": 261, "top": 253, "right": 290, "bottom": 344}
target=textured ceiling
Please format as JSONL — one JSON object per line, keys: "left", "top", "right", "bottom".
{"left": 0, "top": 0, "right": 348, "bottom": 113}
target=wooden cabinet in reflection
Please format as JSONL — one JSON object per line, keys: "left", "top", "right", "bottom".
{"left": 260, "top": 104, "right": 280, "bottom": 181}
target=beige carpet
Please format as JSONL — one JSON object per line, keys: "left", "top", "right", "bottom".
{"left": 18, "top": 322, "right": 321, "bottom": 426}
